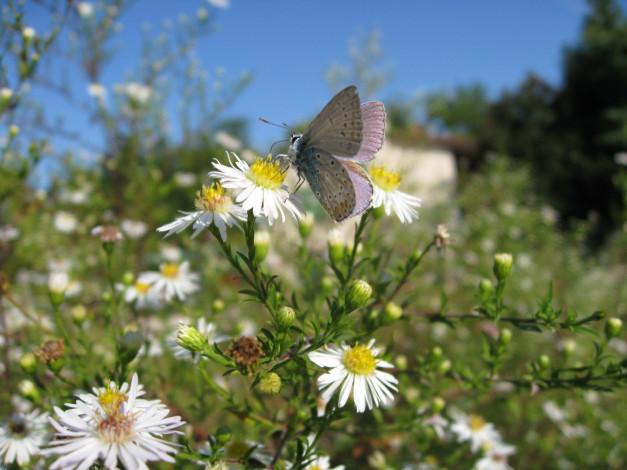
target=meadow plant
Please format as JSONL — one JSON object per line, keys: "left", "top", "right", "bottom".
{"left": 0, "top": 2, "right": 626, "bottom": 469}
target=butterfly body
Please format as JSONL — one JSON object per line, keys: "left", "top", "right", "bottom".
{"left": 288, "top": 86, "right": 386, "bottom": 222}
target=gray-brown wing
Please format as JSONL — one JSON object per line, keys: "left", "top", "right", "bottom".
{"left": 301, "top": 86, "right": 363, "bottom": 157}
{"left": 298, "top": 147, "right": 358, "bottom": 222}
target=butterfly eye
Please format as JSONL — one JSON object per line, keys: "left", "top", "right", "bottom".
{"left": 290, "top": 134, "right": 300, "bottom": 145}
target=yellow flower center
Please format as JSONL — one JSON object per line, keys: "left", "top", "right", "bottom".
{"left": 195, "top": 183, "right": 232, "bottom": 213}
{"left": 370, "top": 164, "right": 402, "bottom": 191}
{"left": 161, "top": 263, "right": 180, "bottom": 278}
{"left": 468, "top": 414, "right": 486, "bottom": 431}
{"left": 135, "top": 281, "right": 150, "bottom": 294}
{"left": 98, "top": 384, "right": 128, "bottom": 415}
{"left": 342, "top": 344, "right": 376, "bottom": 376}
{"left": 246, "top": 155, "right": 285, "bottom": 190}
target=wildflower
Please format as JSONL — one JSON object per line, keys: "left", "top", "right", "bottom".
{"left": 22, "top": 27, "right": 36, "bottom": 40}
{"left": 76, "top": 2, "right": 94, "bottom": 17}
{"left": 91, "top": 225, "right": 123, "bottom": 243}
{"left": 35, "top": 338, "right": 64, "bottom": 364}
{"left": 434, "top": 224, "right": 450, "bottom": 249}
{"left": 44, "top": 373, "right": 184, "bottom": 470}
{"left": 53, "top": 211, "right": 78, "bottom": 233}
{"left": 157, "top": 183, "right": 246, "bottom": 242}
{"left": 369, "top": 164, "right": 421, "bottom": 223}
{"left": 308, "top": 339, "right": 398, "bottom": 413}
{"left": 120, "top": 219, "right": 148, "bottom": 239}
{"left": 119, "top": 275, "right": 162, "bottom": 309}
{"left": 169, "top": 318, "right": 228, "bottom": 361}
{"left": 304, "top": 455, "right": 345, "bottom": 470}
{"left": 209, "top": 152, "right": 303, "bottom": 224}
{"left": 450, "top": 409, "right": 501, "bottom": 453}
{"left": 140, "top": 261, "right": 200, "bottom": 302}
{"left": 0, "top": 409, "right": 50, "bottom": 466}
{"left": 87, "top": 83, "right": 107, "bottom": 100}
{"left": 48, "top": 271, "right": 69, "bottom": 305}
{"left": 475, "top": 440, "right": 516, "bottom": 470}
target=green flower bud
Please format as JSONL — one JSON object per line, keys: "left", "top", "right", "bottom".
{"left": 479, "top": 278, "right": 493, "bottom": 297}
{"left": 257, "top": 372, "right": 282, "bottom": 395}
{"left": 0, "top": 88, "right": 12, "bottom": 107}
{"left": 438, "top": 359, "right": 452, "bottom": 374}
{"left": 18, "top": 379, "right": 40, "bottom": 402}
{"left": 276, "top": 306, "right": 295, "bottom": 330}
{"left": 254, "top": 230, "right": 270, "bottom": 262}
{"left": 71, "top": 304, "right": 87, "bottom": 325}
{"left": 22, "top": 27, "right": 36, "bottom": 42}
{"left": 212, "top": 298, "right": 225, "bottom": 313}
{"left": 493, "top": 253, "right": 514, "bottom": 282}
{"left": 20, "top": 352, "right": 37, "bottom": 373}
{"left": 395, "top": 354, "right": 408, "bottom": 370}
{"left": 298, "top": 212, "right": 314, "bottom": 239}
{"left": 562, "top": 339, "right": 576, "bottom": 359}
{"left": 176, "top": 323, "right": 208, "bottom": 353}
{"left": 345, "top": 279, "right": 373, "bottom": 311}
{"left": 320, "top": 276, "right": 334, "bottom": 293}
{"left": 118, "top": 326, "right": 143, "bottom": 365}
{"left": 122, "top": 271, "right": 135, "bottom": 286}
{"left": 431, "top": 346, "right": 443, "bottom": 359}
{"left": 538, "top": 354, "right": 550, "bottom": 370}
{"left": 215, "top": 425, "right": 232, "bottom": 447}
{"left": 48, "top": 271, "right": 68, "bottom": 307}
{"left": 381, "top": 301, "right": 402, "bottom": 324}
{"left": 327, "top": 229, "right": 344, "bottom": 265}
{"left": 605, "top": 317, "right": 623, "bottom": 339}
{"left": 431, "top": 396, "right": 446, "bottom": 413}
{"left": 499, "top": 328, "right": 512, "bottom": 346}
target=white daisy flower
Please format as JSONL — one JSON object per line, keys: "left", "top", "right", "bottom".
{"left": 0, "top": 409, "right": 50, "bottom": 466}
{"left": 140, "top": 261, "right": 200, "bottom": 302}
{"left": 475, "top": 440, "right": 516, "bottom": 470}
{"left": 53, "top": 211, "right": 79, "bottom": 233}
{"left": 369, "top": 164, "right": 421, "bottom": 224}
{"left": 209, "top": 152, "right": 303, "bottom": 225}
{"left": 308, "top": 339, "right": 398, "bottom": 413}
{"left": 167, "top": 317, "right": 229, "bottom": 361}
{"left": 157, "top": 183, "right": 247, "bottom": 242}
{"left": 43, "top": 373, "right": 184, "bottom": 470}
{"left": 120, "top": 219, "right": 149, "bottom": 239}
{"left": 449, "top": 409, "right": 501, "bottom": 454}
{"left": 303, "top": 455, "right": 345, "bottom": 470}
{"left": 117, "top": 276, "right": 162, "bottom": 309}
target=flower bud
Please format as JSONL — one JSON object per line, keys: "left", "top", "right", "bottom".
{"left": 71, "top": 304, "right": 88, "bottom": 325}
{"left": 22, "top": 27, "right": 36, "bottom": 41}
{"left": 493, "top": 253, "right": 513, "bottom": 282}
{"left": 9, "top": 125, "right": 20, "bottom": 138}
{"left": 122, "top": 271, "right": 135, "bottom": 286}
{"left": 431, "top": 346, "right": 443, "bottom": 359}
{"left": 381, "top": 301, "right": 403, "bottom": 325}
{"left": 538, "top": 354, "right": 550, "bottom": 370}
{"left": 479, "top": 278, "right": 493, "bottom": 297}
{"left": 298, "top": 212, "right": 314, "bottom": 239}
{"left": 438, "top": 359, "right": 452, "bottom": 374}
{"left": 48, "top": 271, "right": 68, "bottom": 306}
{"left": 320, "top": 276, "right": 334, "bottom": 294}
{"left": 431, "top": 396, "right": 446, "bottom": 413}
{"left": 327, "top": 229, "right": 344, "bottom": 265}
{"left": 176, "top": 322, "right": 207, "bottom": 353}
{"left": 345, "top": 279, "right": 372, "bottom": 311}
{"left": 498, "top": 328, "right": 512, "bottom": 346}
{"left": 18, "top": 379, "right": 40, "bottom": 402}
{"left": 215, "top": 425, "right": 232, "bottom": 447}
{"left": 562, "top": 339, "right": 576, "bottom": 359}
{"left": 254, "top": 230, "right": 270, "bottom": 262}
{"left": 257, "top": 372, "right": 282, "bottom": 395}
{"left": 20, "top": 352, "right": 37, "bottom": 373}
{"left": 212, "top": 298, "right": 225, "bottom": 313}
{"left": 118, "top": 326, "right": 143, "bottom": 365}
{"left": 605, "top": 317, "right": 623, "bottom": 339}
{"left": 276, "top": 306, "right": 295, "bottom": 330}
{"left": 395, "top": 354, "right": 408, "bottom": 370}
{"left": 0, "top": 87, "right": 12, "bottom": 107}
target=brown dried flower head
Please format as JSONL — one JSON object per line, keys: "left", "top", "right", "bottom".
{"left": 35, "top": 338, "right": 65, "bottom": 363}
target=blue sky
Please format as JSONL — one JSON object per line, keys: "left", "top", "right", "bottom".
{"left": 21, "top": 0, "right": 598, "bottom": 159}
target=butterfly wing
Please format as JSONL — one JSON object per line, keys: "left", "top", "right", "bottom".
{"left": 298, "top": 148, "right": 362, "bottom": 222}
{"left": 352, "top": 101, "right": 386, "bottom": 162}
{"left": 300, "top": 86, "right": 363, "bottom": 157}
{"left": 341, "top": 160, "right": 373, "bottom": 217}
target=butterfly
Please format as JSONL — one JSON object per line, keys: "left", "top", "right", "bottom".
{"left": 288, "top": 86, "right": 386, "bottom": 222}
